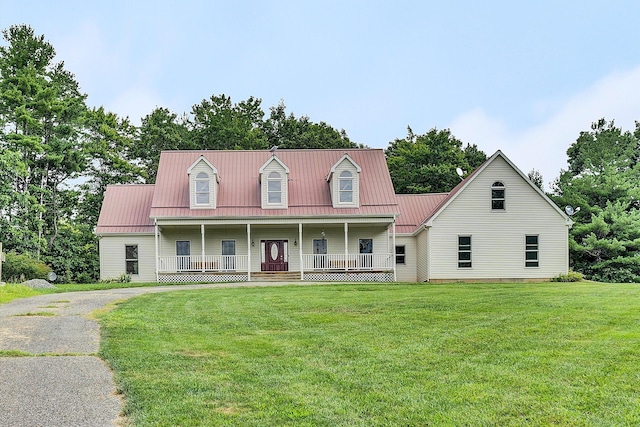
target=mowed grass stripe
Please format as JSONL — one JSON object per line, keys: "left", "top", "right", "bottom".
{"left": 98, "top": 283, "right": 640, "bottom": 426}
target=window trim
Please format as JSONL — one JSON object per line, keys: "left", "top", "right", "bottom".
{"left": 125, "top": 244, "right": 139, "bottom": 275}
{"left": 267, "top": 171, "right": 282, "bottom": 204}
{"left": 339, "top": 170, "right": 353, "bottom": 203}
{"left": 195, "top": 172, "right": 210, "bottom": 205}
{"left": 491, "top": 181, "right": 505, "bottom": 210}
{"left": 525, "top": 235, "right": 539, "bottom": 268}
{"left": 458, "top": 235, "right": 472, "bottom": 268}
{"left": 395, "top": 245, "right": 406, "bottom": 265}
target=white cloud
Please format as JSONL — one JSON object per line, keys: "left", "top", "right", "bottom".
{"left": 449, "top": 66, "right": 640, "bottom": 191}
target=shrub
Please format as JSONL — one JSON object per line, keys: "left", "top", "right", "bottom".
{"left": 2, "top": 252, "right": 52, "bottom": 283}
{"left": 100, "top": 273, "right": 132, "bottom": 284}
{"left": 552, "top": 271, "right": 583, "bottom": 282}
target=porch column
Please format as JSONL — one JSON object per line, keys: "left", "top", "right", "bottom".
{"left": 154, "top": 221, "right": 159, "bottom": 282}
{"left": 392, "top": 216, "right": 397, "bottom": 282}
{"left": 299, "top": 223, "right": 304, "bottom": 280}
{"left": 201, "top": 224, "right": 205, "bottom": 273}
{"left": 344, "top": 222, "right": 349, "bottom": 271}
{"left": 247, "top": 223, "right": 251, "bottom": 282}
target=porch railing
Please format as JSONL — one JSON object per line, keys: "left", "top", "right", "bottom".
{"left": 158, "top": 255, "right": 248, "bottom": 273}
{"left": 302, "top": 253, "right": 393, "bottom": 271}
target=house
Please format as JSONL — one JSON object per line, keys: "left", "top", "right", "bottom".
{"left": 96, "top": 149, "right": 571, "bottom": 283}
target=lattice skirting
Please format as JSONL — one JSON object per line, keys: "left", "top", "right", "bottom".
{"left": 303, "top": 271, "right": 394, "bottom": 282}
{"left": 159, "top": 273, "right": 248, "bottom": 283}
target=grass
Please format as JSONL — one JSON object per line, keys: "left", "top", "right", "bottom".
{"left": 98, "top": 282, "right": 640, "bottom": 426}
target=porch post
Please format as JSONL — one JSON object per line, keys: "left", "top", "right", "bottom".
{"left": 247, "top": 223, "right": 251, "bottom": 281}
{"left": 299, "top": 223, "right": 304, "bottom": 280}
{"left": 201, "top": 224, "right": 205, "bottom": 273}
{"left": 154, "top": 221, "right": 159, "bottom": 282}
{"left": 344, "top": 222, "right": 349, "bottom": 271}
{"left": 392, "top": 216, "right": 397, "bottom": 282}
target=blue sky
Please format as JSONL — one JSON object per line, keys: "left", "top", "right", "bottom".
{"left": 2, "top": 0, "right": 640, "bottom": 189}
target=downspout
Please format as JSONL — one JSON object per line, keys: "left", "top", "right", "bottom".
{"left": 392, "top": 216, "right": 397, "bottom": 282}
{"left": 247, "top": 223, "right": 251, "bottom": 282}
{"left": 154, "top": 219, "right": 159, "bottom": 283}
{"left": 299, "top": 223, "right": 304, "bottom": 280}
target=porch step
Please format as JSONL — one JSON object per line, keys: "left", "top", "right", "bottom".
{"left": 251, "top": 271, "right": 301, "bottom": 282}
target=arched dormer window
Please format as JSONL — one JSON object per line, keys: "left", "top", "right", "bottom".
{"left": 492, "top": 181, "right": 505, "bottom": 210}
{"left": 339, "top": 171, "right": 353, "bottom": 203}
{"left": 195, "top": 172, "right": 210, "bottom": 204}
{"left": 267, "top": 171, "right": 282, "bottom": 204}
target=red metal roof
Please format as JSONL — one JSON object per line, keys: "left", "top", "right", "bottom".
{"left": 395, "top": 193, "right": 449, "bottom": 234}
{"left": 96, "top": 185, "right": 155, "bottom": 234}
{"left": 150, "top": 149, "right": 399, "bottom": 218}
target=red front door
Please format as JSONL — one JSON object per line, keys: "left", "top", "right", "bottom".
{"left": 261, "top": 240, "right": 288, "bottom": 271}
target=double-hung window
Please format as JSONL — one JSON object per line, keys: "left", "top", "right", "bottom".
{"left": 525, "top": 235, "right": 539, "bottom": 267}
{"left": 339, "top": 171, "right": 353, "bottom": 203}
{"left": 195, "top": 172, "right": 210, "bottom": 205}
{"left": 267, "top": 171, "right": 282, "bottom": 204}
{"left": 458, "top": 236, "right": 472, "bottom": 268}
{"left": 125, "top": 245, "right": 139, "bottom": 275}
{"left": 492, "top": 182, "right": 505, "bottom": 210}
{"left": 395, "top": 245, "right": 406, "bottom": 265}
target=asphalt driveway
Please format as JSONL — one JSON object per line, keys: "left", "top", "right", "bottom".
{"left": 0, "top": 282, "right": 284, "bottom": 427}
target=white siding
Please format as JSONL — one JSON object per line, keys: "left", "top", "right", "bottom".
{"left": 429, "top": 156, "right": 568, "bottom": 281}
{"left": 395, "top": 235, "right": 417, "bottom": 282}
{"left": 416, "top": 229, "right": 429, "bottom": 282}
{"left": 99, "top": 235, "right": 156, "bottom": 282}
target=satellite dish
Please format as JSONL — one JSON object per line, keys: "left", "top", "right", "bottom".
{"left": 565, "top": 205, "right": 581, "bottom": 216}
{"left": 456, "top": 167, "right": 465, "bottom": 179}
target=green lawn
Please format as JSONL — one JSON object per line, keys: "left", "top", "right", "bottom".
{"left": 99, "top": 282, "right": 640, "bottom": 426}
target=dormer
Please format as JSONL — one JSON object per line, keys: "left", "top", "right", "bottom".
{"left": 327, "top": 154, "right": 362, "bottom": 208}
{"left": 259, "top": 155, "right": 289, "bottom": 209}
{"left": 187, "top": 156, "right": 219, "bottom": 209}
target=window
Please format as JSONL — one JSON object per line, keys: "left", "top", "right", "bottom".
{"left": 359, "top": 238, "right": 373, "bottom": 254}
{"left": 222, "top": 240, "right": 236, "bottom": 270}
{"left": 195, "top": 172, "right": 210, "bottom": 204}
{"left": 525, "top": 235, "right": 539, "bottom": 267}
{"left": 492, "top": 181, "right": 505, "bottom": 210}
{"left": 125, "top": 245, "right": 138, "bottom": 275}
{"left": 396, "top": 245, "right": 406, "bottom": 265}
{"left": 313, "top": 238, "right": 328, "bottom": 269}
{"left": 267, "top": 171, "right": 281, "bottom": 204}
{"left": 339, "top": 171, "right": 353, "bottom": 203}
{"left": 458, "top": 236, "right": 472, "bottom": 268}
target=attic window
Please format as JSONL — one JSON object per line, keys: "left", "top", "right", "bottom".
{"left": 339, "top": 171, "right": 353, "bottom": 203}
{"left": 491, "top": 181, "right": 505, "bottom": 210}
{"left": 267, "top": 171, "right": 282, "bottom": 204}
{"left": 195, "top": 172, "right": 210, "bottom": 204}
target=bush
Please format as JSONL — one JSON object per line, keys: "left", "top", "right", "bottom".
{"left": 552, "top": 271, "right": 584, "bottom": 282}
{"left": 2, "top": 252, "right": 52, "bottom": 283}
{"left": 100, "top": 273, "right": 132, "bottom": 284}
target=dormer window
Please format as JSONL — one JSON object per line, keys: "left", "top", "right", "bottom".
{"left": 492, "top": 181, "right": 505, "bottom": 210}
{"left": 259, "top": 155, "right": 289, "bottom": 209}
{"left": 187, "top": 156, "right": 218, "bottom": 209}
{"left": 267, "top": 171, "right": 282, "bottom": 204}
{"left": 328, "top": 154, "right": 361, "bottom": 208}
{"left": 195, "top": 172, "right": 210, "bottom": 204}
{"left": 339, "top": 171, "right": 353, "bottom": 203}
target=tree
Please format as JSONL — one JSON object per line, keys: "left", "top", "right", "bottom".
{"left": 552, "top": 119, "right": 640, "bottom": 282}
{"left": 134, "top": 107, "right": 190, "bottom": 183}
{"left": 188, "top": 94, "right": 267, "bottom": 150}
{"left": 262, "top": 101, "right": 360, "bottom": 149}
{"left": 528, "top": 169, "right": 544, "bottom": 190}
{"left": 385, "top": 127, "right": 486, "bottom": 194}
{"left": 0, "top": 24, "right": 87, "bottom": 256}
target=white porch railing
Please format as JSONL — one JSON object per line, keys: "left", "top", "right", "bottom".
{"left": 158, "top": 255, "right": 248, "bottom": 273}
{"left": 302, "top": 254, "right": 393, "bottom": 271}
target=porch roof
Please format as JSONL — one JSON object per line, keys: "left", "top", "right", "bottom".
{"left": 395, "top": 193, "right": 449, "bottom": 234}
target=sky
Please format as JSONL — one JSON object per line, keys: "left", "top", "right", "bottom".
{"left": 2, "top": 0, "right": 640, "bottom": 189}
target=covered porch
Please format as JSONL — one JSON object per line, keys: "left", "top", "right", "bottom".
{"left": 153, "top": 218, "right": 397, "bottom": 283}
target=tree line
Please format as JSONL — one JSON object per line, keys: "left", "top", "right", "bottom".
{"left": 1, "top": 24, "right": 639, "bottom": 283}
